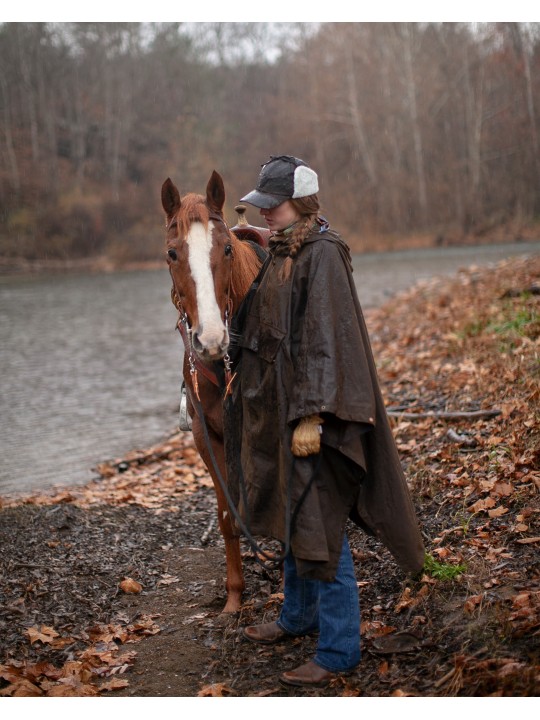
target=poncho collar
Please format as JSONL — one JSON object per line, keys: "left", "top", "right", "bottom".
{"left": 268, "top": 217, "right": 330, "bottom": 257}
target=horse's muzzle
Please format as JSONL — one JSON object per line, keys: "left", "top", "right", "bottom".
{"left": 191, "top": 326, "right": 229, "bottom": 361}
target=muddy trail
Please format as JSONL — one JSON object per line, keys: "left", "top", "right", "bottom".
{"left": 1, "top": 256, "right": 538, "bottom": 697}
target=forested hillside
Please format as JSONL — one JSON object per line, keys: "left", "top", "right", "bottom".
{"left": 1, "top": 22, "right": 539, "bottom": 264}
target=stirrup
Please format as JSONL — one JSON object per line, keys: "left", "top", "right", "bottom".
{"left": 179, "top": 380, "right": 192, "bottom": 431}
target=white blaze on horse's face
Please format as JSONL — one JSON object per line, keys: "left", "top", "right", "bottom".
{"left": 187, "top": 220, "right": 229, "bottom": 360}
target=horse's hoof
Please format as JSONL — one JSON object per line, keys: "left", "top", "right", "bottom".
{"left": 219, "top": 591, "right": 243, "bottom": 614}
{"left": 221, "top": 600, "right": 242, "bottom": 614}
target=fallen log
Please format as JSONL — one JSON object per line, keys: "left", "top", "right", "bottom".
{"left": 387, "top": 409, "right": 501, "bottom": 420}
{"left": 446, "top": 428, "right": 478, "bottom": 447}
{"left": 501, "top": 284, "right": 540, "bottom": 298}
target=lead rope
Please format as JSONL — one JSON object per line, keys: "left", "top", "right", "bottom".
{"left": 187, "top": 381, "right": 322, "bottom": 573}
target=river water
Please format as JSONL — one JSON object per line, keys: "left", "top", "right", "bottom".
{"left": 1, "top": 241, "right": 539, "bottom": 496}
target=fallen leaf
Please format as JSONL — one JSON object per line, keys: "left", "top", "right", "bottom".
{"left": 391, "top": 689, "right": 415, "bottom": 696}
{"left": 100, "top": 678, "right": 130, "bottom": 691}
{"left": 497, "top": 661, "right": 525, "bottom": 678}
{"left": 59, "top": 660, "right": 93, "bottom": 684}
{"left": 26, "top": 625, "right": 60, "bottom": 645}
{"left": 182, "top": 612, "right": 209, "bottom": 625}
{"left": 87, "top": 624, "right": 129, "bottom": 644}
{"left": 360, "top": 620, "right": 396, "bottom": 638}
{"left": 51, "top": 636, "right": 76, "bottom": 649}
{"left": 157, "top": 574, "right": 180, "bottom": 586}
{"left": 395, "top": 585, "right": 429, "bottom": 612}
{"left": 433, "top": 547, "right": 451, "bottom": 559}
{"left": 512, "top": 592, "right": 533, "bottom": 608}
{"left": 198, "top": 682, "right": 234, "bottom": 697}
{"left": 128, "top": 614, "right": 161, "bottom": 636}
{"left": 515, "top": 537, "right": 540, "bottom": 544}
{"left": 0, "top": 664, "right": 23, "bottom": 683}
{"left": 119, "top": 578, "right": 143, "bottom": 594}
{"left": 492, "top": 481, "right": 513, "bottom": 497}
{"left": 468, "top": 496, "right": 496, "bottom": 513}
{"left": 464, "top": 594, "right": 484, "bottom": 613}
{"left": 488, "top": 505, "right": 508, "bottom": 518}
{"left": 485, "top": 546, "right": 512, "bottom": 563}
{"left": 46, "top": 683, "right": 99, "bottom": 697}
{"left": 0, "top": 678, "right": 43, "bottom": 697}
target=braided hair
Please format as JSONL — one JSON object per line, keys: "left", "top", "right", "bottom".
{"left": 278, "top": 194, "right": 320, "bottom": 282}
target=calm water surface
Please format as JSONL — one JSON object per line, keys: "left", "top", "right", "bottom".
{"left": 1, "top": 242, "right": 538, "bottom": 496}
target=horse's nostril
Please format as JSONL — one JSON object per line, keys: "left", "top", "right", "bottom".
{"left": 191, "top": 332, "right": 203, "bottom": 351}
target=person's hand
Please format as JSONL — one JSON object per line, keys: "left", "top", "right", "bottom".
{"left": 291, "top": 415, "right": 324, "bottom": 457}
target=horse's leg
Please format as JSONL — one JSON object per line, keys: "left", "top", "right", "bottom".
{"left": 192, "top": 419, "right": 245, "bottom": 613}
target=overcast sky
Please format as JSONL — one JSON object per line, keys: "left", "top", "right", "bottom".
{"left": 2, "top": 3, "right": 536, "bottom": 23}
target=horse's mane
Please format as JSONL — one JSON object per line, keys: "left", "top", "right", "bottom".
{"left": 177, "top": 193, "right": 209, "bottom": 237}
{"left": 230, "top": 234, "right": 263, "bottom": 311}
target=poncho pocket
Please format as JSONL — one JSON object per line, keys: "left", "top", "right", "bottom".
{"left": 240, "top": 321, "right": 286, "bottom": 364}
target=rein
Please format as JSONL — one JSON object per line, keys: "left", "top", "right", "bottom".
{"left": 190, "top": 382, "right": 322, "bottom": 572}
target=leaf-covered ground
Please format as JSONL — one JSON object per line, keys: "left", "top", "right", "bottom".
{"left": 0, "top": 255, "right": 538, "bottom": 697}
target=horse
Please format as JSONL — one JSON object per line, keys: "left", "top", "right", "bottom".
{"left": 161, "top": 171, "right": 268, "bottom": 613}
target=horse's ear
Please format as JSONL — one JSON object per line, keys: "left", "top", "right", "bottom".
{"left": 206, "top": 170, "right": 225, "bottom": 215}
{"left": 161, "top": 178, "right": 181, "bottom": 218}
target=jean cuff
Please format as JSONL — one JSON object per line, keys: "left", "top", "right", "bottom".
{"left": 276, "top": 618, "right": 319, "bottom": 637}
{"left": 312, "top": 657, "right": 360, "bottom": 674}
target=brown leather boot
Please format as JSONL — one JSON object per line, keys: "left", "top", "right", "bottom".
{"left": 242, "top": 621, "right": 291, "bottom": 645}
{"left": 279, "top": 660, "right": 337, "bottom": 688}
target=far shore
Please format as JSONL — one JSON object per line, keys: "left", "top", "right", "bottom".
{"left": 2, "top": 226, "right": 539, "bottom": 278}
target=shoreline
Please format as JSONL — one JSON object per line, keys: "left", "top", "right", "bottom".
{"left": 1, "top": 228, "right": 539, "bottom": 278}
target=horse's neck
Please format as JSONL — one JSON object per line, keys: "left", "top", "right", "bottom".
{"left": 230, "top": 237, "right": 263, "bottom": 313}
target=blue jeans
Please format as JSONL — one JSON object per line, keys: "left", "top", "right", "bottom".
{"left": 276, "top": 535, "right": 361, "bottom": 673}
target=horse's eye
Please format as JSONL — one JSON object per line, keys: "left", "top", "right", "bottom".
{"left": 224, "top": 244, "right": 232, "bottom": 257}
{"left": 167, "top": 249, "right": 178, "bottom": 261}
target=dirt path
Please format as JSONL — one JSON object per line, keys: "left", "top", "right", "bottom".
{"left": 112, "top": 546, "right": 229, "bottom": 697}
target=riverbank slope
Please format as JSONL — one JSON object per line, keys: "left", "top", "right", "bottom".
{"left": 0, "top": 255, "right": 538, "bottom": 697}
{"left": 2, "top": 220, "right": 540, "bottom": 276}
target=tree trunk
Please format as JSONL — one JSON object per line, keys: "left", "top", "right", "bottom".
{"left": 402, "top": 23, "right": 428, "bottom": 226}
{"left": 344, "top": 43, "right": 377, "bottom": 187}
{"left": 0, "top": 74, "right": 20, "bottom": 193}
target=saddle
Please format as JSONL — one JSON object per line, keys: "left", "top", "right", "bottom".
{"left": 230, "top": 204, "right": 271, "bottom": 248}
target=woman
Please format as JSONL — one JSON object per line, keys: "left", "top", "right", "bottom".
{"left": 225, "top": 155, "right": 424, "bottom": 688}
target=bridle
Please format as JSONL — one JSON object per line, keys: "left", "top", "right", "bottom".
{"left": 167, "top": 210, "right": 236, "bottom": 401}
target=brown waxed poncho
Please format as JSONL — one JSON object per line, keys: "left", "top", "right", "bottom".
{"left": 223, "top": 226, "right": 425, "bottom": 582}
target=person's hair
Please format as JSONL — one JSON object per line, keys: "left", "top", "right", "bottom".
{"left": 278, "top": 194, "right": 320, "bottom": 282}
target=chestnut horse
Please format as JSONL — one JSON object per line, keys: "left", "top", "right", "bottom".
{"left": 161, "top": 171, "right": 267, "bottom": 613}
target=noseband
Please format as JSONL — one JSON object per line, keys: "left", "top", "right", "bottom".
{"left": 168, "top": 211, "right": 236, "bottom": 400}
